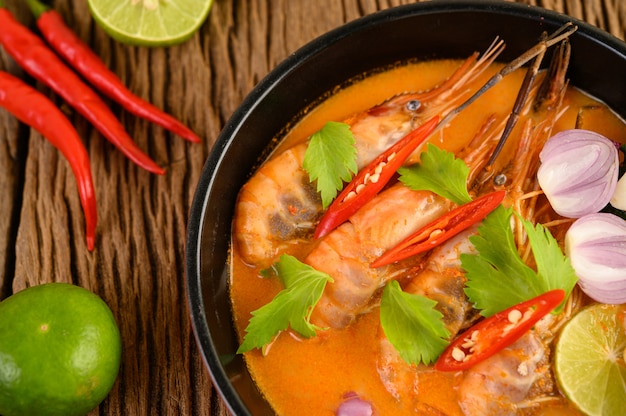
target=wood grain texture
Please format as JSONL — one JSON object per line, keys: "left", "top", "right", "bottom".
{"left": 0, "top": 0, "right": 620, "bottom": 415}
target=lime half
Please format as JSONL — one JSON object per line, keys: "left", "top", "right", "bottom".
{"left": 88, "top": 0, "right": 213, "bottom": 47}
{"left": 554, "top": 303, "right": 626, "bottom": 416}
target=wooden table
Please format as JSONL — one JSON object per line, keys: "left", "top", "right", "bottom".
{"left": 0, "top": 0, "right": 622, "bottom": 414}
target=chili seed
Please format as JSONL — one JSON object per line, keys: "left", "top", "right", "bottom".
{"left": 451, "top": 347, "right": 466, "bottom": 362}
{"left": 523, "top": 309, "right": 533, "bottom": 321}
{"left": 344, "top": 191, "right": 356, "bottom": 202}
{"left": 429, "top": 229, "right": 443, "bottom": 239}
{"left": 508, "top": 309, "right": 523, "bottom": 324}
{"left": 461, "top": 337, "right": 475, "bottom": 349}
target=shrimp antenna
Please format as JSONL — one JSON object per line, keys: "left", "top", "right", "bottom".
{"left": 484, "top": 36, "right": 547, "bottom": 171}
{"left": 483, "top": 36, "right": 573, "bottom": 186}
{"left": 431, "top": 22, "right": 578, "bottom": 136}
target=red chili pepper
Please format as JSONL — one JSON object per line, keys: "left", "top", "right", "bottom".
{"left": 0, "top": 7, "right": 164, "bottom": 175}
{"left": 314, "top": 115, "right": 440, "bottom": 239}
{"left": 0, "top": 71, "right": 97, "bottom": 250}
{"left": 435, "top": 289, "right": 565, "bottom": 372}
{"left": 371, "top": 190, "right": 506, "bottom": 268}
{"left": 26, "top": 0, "right": 200, "bottom": 144}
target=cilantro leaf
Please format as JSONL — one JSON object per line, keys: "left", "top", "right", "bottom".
{"left": 380, "top": 281, "right": 450, "bottom": 365}
{"left": 237, "top": 254, "right": 333, "bottom": 353}
{"left": 462, "top": 206, "right": 578, "bottom": 317}
{"left": 398, "top": 143, "right": 472, "bottom": 205}
{"left": 519, "top": 214, "right": 578, "bottom": 313}
{"left": 303, "top": 121, "right": 358, "bottom": 209}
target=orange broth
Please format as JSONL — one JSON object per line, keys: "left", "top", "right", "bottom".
{"left": 230, "top": 59, "right": 626, "bottom": 415}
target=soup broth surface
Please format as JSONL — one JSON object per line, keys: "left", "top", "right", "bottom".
{"left": 230, "top": 58, "right": 626, "bottom": 415}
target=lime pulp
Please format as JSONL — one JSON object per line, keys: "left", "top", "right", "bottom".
{"left": 554, "top": 303, "right": 626, "bottom": 416}
{"left": 87, "top": 0, "right": 213, "bottom": 47}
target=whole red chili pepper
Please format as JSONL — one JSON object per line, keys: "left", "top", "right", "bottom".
{"left": 26, "top": 0, "right": 200, "bottom": 144}
{"left": 0, "top": 70, "right": 97, "bottom": 250}
{"left": 0, "top": 6, "right": 164, "bottom": 175}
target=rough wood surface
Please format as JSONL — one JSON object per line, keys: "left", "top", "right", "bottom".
{"left": 0, "top": 0, "right": 621, "bottom": 415}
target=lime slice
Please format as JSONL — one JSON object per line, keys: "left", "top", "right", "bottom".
{"left": 87, "top": 0, "right": 213, "bottom": 47}
{"left": 554, "top": 303, "right": 626, "bottom": 416}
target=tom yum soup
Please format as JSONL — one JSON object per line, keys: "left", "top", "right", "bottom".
{"left": 230, "top": 24, "right": 626, "bottom": 416}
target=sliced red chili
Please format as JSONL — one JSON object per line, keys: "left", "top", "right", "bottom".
{"left": 371, "top": 190, "right": 505, "bottom": 268}
{"left": 313, "top": 115, "right": 440, "bottom": 239}
{"left": 435, "top": 289, "right": 565, "bottom": 372}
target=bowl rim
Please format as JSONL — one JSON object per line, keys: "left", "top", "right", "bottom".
{"left": 186, "top": 1, "right": 626, "bottom": 414}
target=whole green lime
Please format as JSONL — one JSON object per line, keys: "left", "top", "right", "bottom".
{"left": 0, "top": 283, "right": 122, "bottom": 416}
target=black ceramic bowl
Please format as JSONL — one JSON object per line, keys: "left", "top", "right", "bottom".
{"left": 186, "top": 1, "right": 626, "bottom": 414}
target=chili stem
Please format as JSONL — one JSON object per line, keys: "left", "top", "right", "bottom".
{"left": 24, "top": 0, "right": 49, "bottom": 18}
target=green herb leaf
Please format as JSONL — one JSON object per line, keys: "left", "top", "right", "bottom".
{"left": 398, "top": 143, "right": 472, "bottom": 205}
{"left": 462, "top": 206, "right": 578, "bottom": 317}
{"left": 303, "top": 121, "right": 358, "bottom": 209}
{"left": 519, "top": 214, "right": 578, "bottom": 313}
{"left": 380, "top": 280, "right": 450, "bottom": 365}
{"left": 237, "top": 254, "right": 333, "bottom": 353}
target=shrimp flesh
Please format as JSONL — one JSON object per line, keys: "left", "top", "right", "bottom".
{"left": 457, "top": 332, "right": 550, "bottom": 416}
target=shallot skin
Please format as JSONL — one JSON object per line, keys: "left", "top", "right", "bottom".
{"left": 565, "top": 212, "right": 626, "bottom": 303}
{"left": 537, "top": 129, "right": 618, "bottom": 218}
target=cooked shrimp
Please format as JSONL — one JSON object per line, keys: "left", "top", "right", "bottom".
{"left": 308, "top": 186, "right": 451, "bottom": 328}
{"left": 376, "top": 227, "right": 480, "bottom": 406}
{"left": 375, "top": 39, "right": 578, "bottom": 411}
{"left": 233, "top": 42, "right": 505, "bottom": 267}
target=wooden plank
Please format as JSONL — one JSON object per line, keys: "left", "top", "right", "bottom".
{"left": 0, "top": 0, "right": 620, "bottom": 415}
{"left": 0, "top": 0, "right": 29, "bottom": 302}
